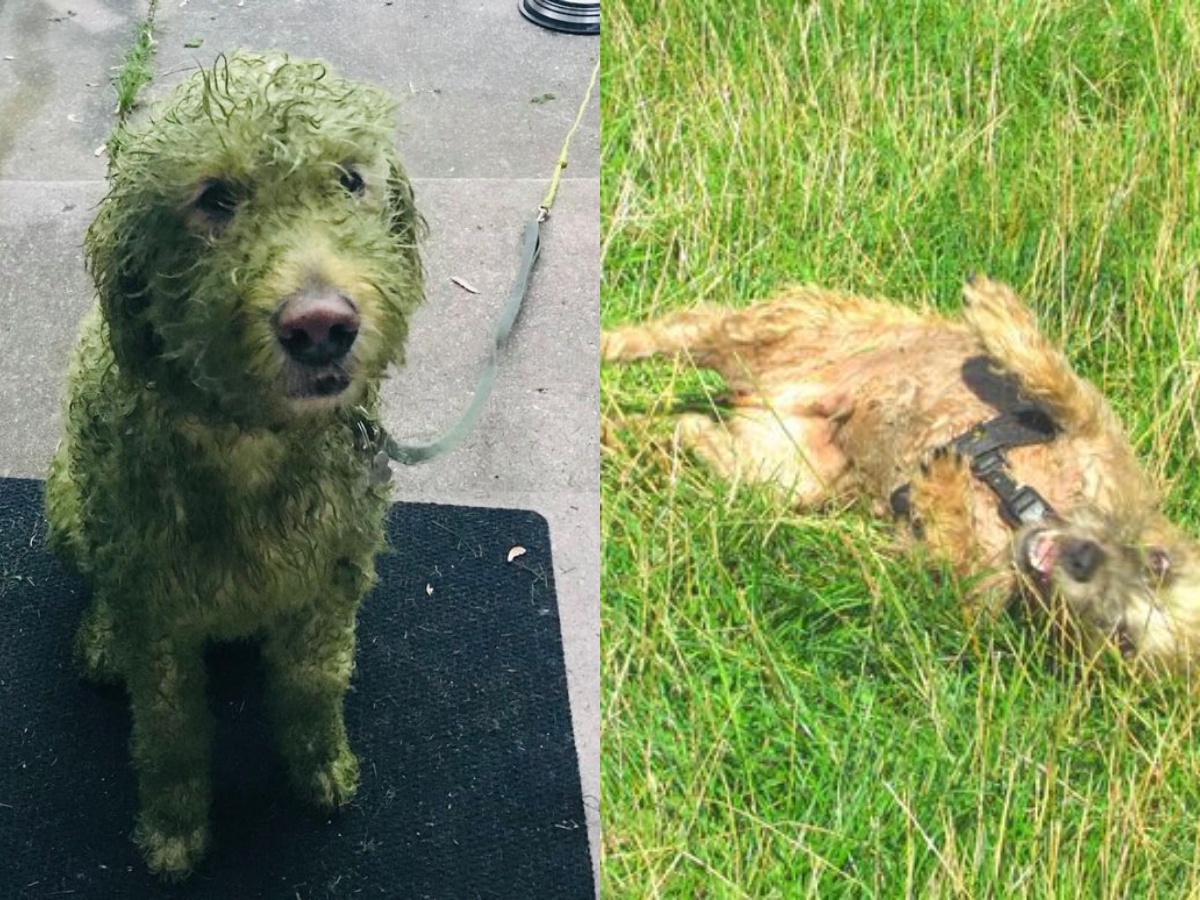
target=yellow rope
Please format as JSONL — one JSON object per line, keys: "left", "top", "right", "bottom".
{"left": 539, "top": 56, "right": 601, "bottom": 219}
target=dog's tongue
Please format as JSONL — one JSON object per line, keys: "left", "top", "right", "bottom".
{"left": 1027, "top": 532, "right": 1059, "bottom": 576}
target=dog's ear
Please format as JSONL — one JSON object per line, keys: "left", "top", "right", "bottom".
{"left": 111, "top": 269, "right": 164, "bottom": 367}
{"left": 84, "top": 193, "right": 165, "bottom": 384}
{"left": 385, "top": 156, "right": 426, "bottom": 273}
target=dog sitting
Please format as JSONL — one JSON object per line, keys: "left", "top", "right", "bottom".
{"left": 602, "top": 277, "right": 1200, "bottom": 671}
{"left": 45, "top": 52, "right": 423, "bottom": 877}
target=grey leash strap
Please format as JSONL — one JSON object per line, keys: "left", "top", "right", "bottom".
{"left": 379, "top": 56, "right": 596, "bottom": 468}
{"left": 384, "top": 218, "right": 542, "bottom": 465}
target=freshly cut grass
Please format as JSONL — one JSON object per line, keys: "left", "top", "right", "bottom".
{"left": 602, "top": 1, "right": 1200, "bottom": 896}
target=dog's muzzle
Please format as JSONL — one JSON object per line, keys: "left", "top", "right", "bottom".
{"left": 1020, "top": 527, "right": 1106, "bottom": 586}
{"left": 274, "top": 293, "right": 360, "bottom": 398}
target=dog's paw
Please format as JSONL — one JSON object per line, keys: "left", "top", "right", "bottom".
{"left": 295, "top": 745, "right": 361, "bottom": 810}
{"left": 135, "top": 820, "right": 209, "bottom": 881}
{"left": 76, "top": 639, "right": 122, "bottom": 684}
{"left": 919, "top": 443, "right": 969, "bottom": 477}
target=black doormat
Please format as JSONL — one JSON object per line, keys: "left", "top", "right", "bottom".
{"left": 0, "top": 478, "right": 593, "bottom": 899}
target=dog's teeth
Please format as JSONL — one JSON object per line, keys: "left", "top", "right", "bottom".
{"left": 1026, "top": 532, "right": 1058, "bottom": 575}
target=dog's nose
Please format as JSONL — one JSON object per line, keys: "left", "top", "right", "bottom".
{"left": 275, "top": 294, "right": 360, "bottom": 365}
{"left": 1061, "top": 537, "right": 1105, "bottom": 583}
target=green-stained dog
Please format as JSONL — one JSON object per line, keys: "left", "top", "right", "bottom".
{"left": 45, "top": 52, "right": 423, "bottom": 878}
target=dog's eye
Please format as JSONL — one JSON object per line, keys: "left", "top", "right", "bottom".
{"left": 1146, "top": 546, "right": 1172, "bottom": 581}
{"left": 191, "top": 179, "right": 240, "bottom": 226}
{"left": 339, "top": 167, "right": 365, "bottom": 195}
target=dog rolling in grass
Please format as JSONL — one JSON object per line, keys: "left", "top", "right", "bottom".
{"left": 603, "top": 277, "right": 1200, "bottom": 672}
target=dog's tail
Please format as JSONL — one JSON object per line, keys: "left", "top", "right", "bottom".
{"left": 601, "top": 286, "right": 924, "bottom": 366}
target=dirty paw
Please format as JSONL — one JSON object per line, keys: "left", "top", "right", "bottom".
{"left": 295, "top": 746, "right": 360, "bottom": 809}
{"left": 135, "top": 820, "right": 209, "bottom": 881}
{"left": 919, "top": 444, "right": 969, "bottom": 476}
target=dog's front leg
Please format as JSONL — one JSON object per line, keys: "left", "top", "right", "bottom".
{"left": 262, "top": 604, "right": 361, "bottom": 810}
{"left": 906, "top": 449, "right": 1018, "bottom": 616}
{"left": 126, "top": 635, "right": 212, "bottom": 878}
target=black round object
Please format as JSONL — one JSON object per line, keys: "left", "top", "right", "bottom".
{"left": 519, "top": 0, "right": 599, "bottom": 35}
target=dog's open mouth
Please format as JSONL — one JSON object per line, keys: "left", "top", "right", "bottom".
{"left": 284, "top": 365, "right": 352, "bottom": 400}
{"left": 1020, "top": 528, "right": 1060, "bottom": 583}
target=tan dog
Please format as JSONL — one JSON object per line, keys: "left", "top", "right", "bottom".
{"left": 602, "top": 277, "right": 1200, "bottom": 671}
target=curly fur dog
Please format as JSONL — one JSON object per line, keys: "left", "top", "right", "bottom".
{"left": 45, "top": 52, "right": 423, "bottom": 877}
{"left": 603, "top": 277, "right": 1200, "bottom": 670}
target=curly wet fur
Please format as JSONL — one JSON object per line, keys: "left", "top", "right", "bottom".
{"left": 603, "top": 278, "right": 1200, "bottom": 674}
{"left": 45, "top": 52, "right": 423, "bottom": 878}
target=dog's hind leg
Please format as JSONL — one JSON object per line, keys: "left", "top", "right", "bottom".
{"left": 676, "top": 407, "right": 848, "bottom": 507}
{"left": 962, "top": 277, "right": 1118, "bottom": 439}
{"left": 45, "top": 442, "right": 87, "bottom": 573}
{"left": 74, "top": 598, "right": 122, "bottom": 684}
{"left": 601, "top": 305, "right": 735, "bottom": 363}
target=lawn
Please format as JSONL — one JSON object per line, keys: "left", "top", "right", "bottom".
{"left": 601, "top": 1, "right": 1200, "bottom": 896}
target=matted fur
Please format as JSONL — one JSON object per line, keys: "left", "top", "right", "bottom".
{"left": 603, "top": 278, "right": 1200, "bottom": 673}
{"left": 45, "top": 52, "right": 423, "bottom": 877}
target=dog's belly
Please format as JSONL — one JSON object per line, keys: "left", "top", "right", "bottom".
{"left": 800, "top": 339, "right": 998, "bottom": 502}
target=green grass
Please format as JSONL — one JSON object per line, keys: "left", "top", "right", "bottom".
{"left": 112, "top": 0, "right": 160, "bottom": 125}
{"left": 601, "top": 1, "right": 1200, "bottom": 896}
